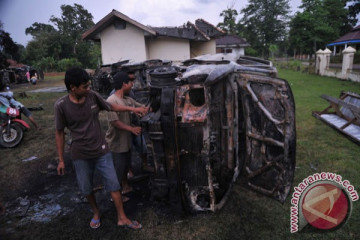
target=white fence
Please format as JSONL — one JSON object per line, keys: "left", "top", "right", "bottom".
{"left": 316, "top": 46, "right": 360, "bottom": 82}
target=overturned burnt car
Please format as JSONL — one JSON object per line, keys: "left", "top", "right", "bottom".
{"left": 94, "top": 55, "right": 296, "bottom": 213}
{"left": 139, "top": 55, "right": 297, "bottom": 213}
{"left": 0, "top": 66, "right": 43, "bottom": 85}
{"left": 90, "top": 59, "right": 171, "bottom": 98}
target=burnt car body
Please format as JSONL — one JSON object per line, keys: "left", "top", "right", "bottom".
{"left": 93, "top": 55, "right": 296, "bottom": 213}
{"left": 0, "top": 66, "right": 43, "bottom": 85}
{"left": 90, "top": 59, "right": 171, "bottom": 99}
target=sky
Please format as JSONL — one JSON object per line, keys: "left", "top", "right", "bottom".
{"left": 0, "top": 0, "right": 303, "bottom": 46}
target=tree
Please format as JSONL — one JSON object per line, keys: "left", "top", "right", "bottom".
{"left": 269, "top": 44, "right": 279, "bottom": 59}
{"left": 217, "top": 8, "right": 239, "bottom": 34}
{"left": 324, "top": 0, "right": 355, "bottom": 37}
{"left": 23, "top": 4, "right": 98, "bottom": 69}
{"left": 49, "top": 4, "right": 94, "bottom": 55}
{"left": 348, "top": 0, "right": 360, "bottom": 27}
{"left": 25, "top": 22, "right": 56, "bottom": 37}
{"left": 0, "top": 21, "right": 18, "bottom": 69}
{"left": 288, "top": 0, "right": 356, "bottom": 56}
{"left": 240, "top": 0, "right": 291, "bottom": 58}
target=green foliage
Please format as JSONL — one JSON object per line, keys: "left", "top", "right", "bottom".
{"left": 33, "top": 57, "right": 57, "bottom": 72}
{"left": 56, "top": 58, "right": 82, "bottom": 71}
{"left": 245, "top": 47, "right": 258, "bottom": 57}
{"left": 50, "top": 4, "right": 94, "bottom": 37}
{"left": 289, "top": 0, "right": 356, "bottom": 56}
{"left": 0, "top": 21, "right": 19, "bottom": 68}
{"left": 23, "top": 39, "right": 49, "bottom": 66}
{"left": 240, "top": 0, "right": 291, "bottom": 58}
{"left": 269, "top": 44, "right": 279, "bottom": 58}
{"left": 287, "top": 60, "right": 302, "bottom": 70}
{"left": 49, "top": 3, "right": 94, "bottom": 57}
{"left": 75, "top": 41, "right": 101, "bottom": 69}
{"left": 22, "top": 4, "right": 96, "bottom": 70}
{"left": 275, "top": 59, "right": 304, "bottom": 71}
{"left": 348, "top": 0, "right": 360, "bottom": 20}
{"left": 25, "top": 22, "right": 56, "bottom": 37}
{"left": 217, "top": 8, "right": 239, "bottom": 34}
{"left": 324, "top": 0, "right": 355, "bottom": 36}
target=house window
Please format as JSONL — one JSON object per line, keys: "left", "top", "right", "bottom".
{"left": 225, "top": 48, "right": 232, "bottom": 53}
{"left": 114, "top": 19, "right": 126, "bottom": 30}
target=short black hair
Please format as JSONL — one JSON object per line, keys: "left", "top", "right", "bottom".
{"left": 113, "top": 71, "right": 132, "bottom": 90}
{"left": 64, "top": 67, "right": 89, "bottom": 91}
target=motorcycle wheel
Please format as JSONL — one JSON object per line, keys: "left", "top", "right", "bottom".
{"left": 0, "top": 123, "right": 24, "bottom": 148}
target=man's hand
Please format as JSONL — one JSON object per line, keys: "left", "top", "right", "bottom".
{"left": 131, "top": 126, "right": 141, "bottom": 136}
{"left": 132, "top": 106, "right": 148, "bottom": 117}
{"left": 57, "top": 161, "right": 65, "bottom": 175}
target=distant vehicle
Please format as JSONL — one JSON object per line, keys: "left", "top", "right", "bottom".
{"left": 0, "top": 66, "right": 43, "bottom": 85}
{"left": 92, "top": 54, "right": 296, "bottom": 213}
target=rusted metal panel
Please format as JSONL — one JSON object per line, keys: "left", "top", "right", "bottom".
{"left": 236, "top": 74, "right": 296, "bottom": 203}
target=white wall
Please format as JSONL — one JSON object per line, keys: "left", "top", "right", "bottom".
{"left": 316, "top": 47, "right": 360, "bottom": 82}
{"left": 233, "top": 47, "right": 245, "bottom": 56}
{"left": 100, "top": 22, "right": 147, "bottom": 64}
{"left": 190, "top": 39, "right": 216, "bottom": 58}
{"left": 147, "top": 37, "right": 190, "bottom": 61}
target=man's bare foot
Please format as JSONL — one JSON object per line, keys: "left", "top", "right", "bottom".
{"left": 90, "top": 213, "right": 101, "bottom": 228}
{"left": 117, "top": 217, "right": 142, "bottom": 229}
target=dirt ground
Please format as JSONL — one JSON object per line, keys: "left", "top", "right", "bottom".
{"left": 0, "top": 77, "right": 198, "bottom": 240}
{"left": 0, "top": 77, "right": 160, "bottom": 239}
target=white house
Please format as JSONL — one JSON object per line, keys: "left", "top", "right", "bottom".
{"left": 215, "top": 34, "right": 250, "bottom": 57}
{"left": 82, "top": 10, "right": 225, "bottom": 64}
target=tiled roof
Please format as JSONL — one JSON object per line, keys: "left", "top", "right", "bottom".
{"left": 216, "top": 35, "right": 250, "bottom": 47}
{"left": 82, "top": 9, "right": 156, "bottom": 40}
{"left": 195, "top": 19, "right": 225, "bottom": 38}
{"left": 328, "top": 25, "right": 360, "bottom": 46}
{"left": 82, "top": 10, "right": 223, "bottom": 42}
{"left": 152, "top": 22, "right": 209, "bottom": 41}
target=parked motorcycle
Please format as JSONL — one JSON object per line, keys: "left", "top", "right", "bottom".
{"left": 0, "top": 105, "right": 30, "bottom": 148}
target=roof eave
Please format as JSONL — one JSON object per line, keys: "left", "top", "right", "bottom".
{"left": 216, "top": 44, "right": 250, "bottom": 48}
{"left": 82, "top": 9, "right": 156, "bottom": 41}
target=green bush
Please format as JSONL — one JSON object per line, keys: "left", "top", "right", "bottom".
{"left": 274, "top": 59, "right": 311, "bottom": 73}
{"left": 56, "top": 58, "right": 82, "bottom": 72}
{"left": 33, "top": 57, "right": 57, "bottom": 72}
{"left": 245, "top": 47, "right": 258, "bottom": 57}
{"left": 287, "top": 60, "right": 302, "bottom": 70}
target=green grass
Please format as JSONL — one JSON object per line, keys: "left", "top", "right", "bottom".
{"left": 1, "top": 70, "right": 360, "bottom": 239}
{"left": 279, "top": 69, "right": 360, "bottom": 181}
{"left": 277, "top": 69, "right": 360, "bottom": 239}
